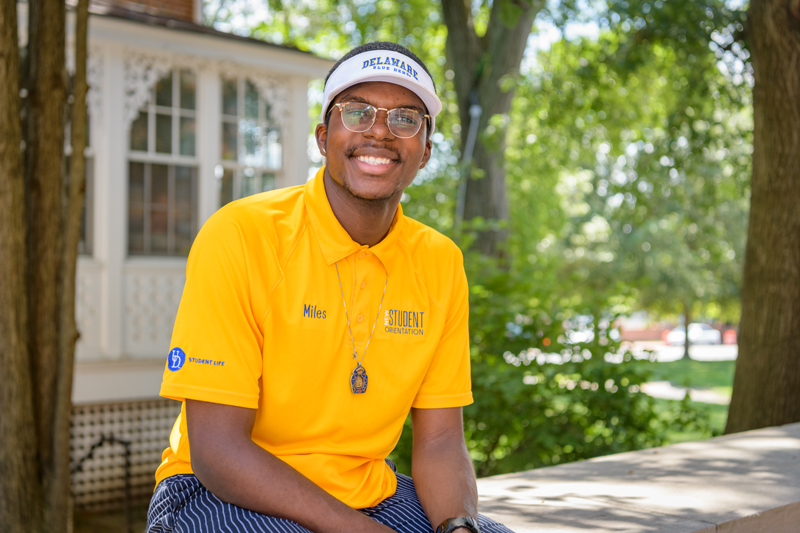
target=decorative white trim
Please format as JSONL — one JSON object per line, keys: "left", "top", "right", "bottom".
{"left": 87, "top": 46, "right": 104, "bottom": 121}
{"left": 217, "top": 63, "right": 291, "bottom": 132}
{"left": 123, "top": 51, "right": 175, "bottom": 126}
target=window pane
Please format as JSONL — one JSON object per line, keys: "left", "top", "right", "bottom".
{"left": 222, "top": 78, "right": 238, "bottom": 116}
{"left": 149, "top": 207, "right": 169, "bottom": 253}
{"left": 155, "top": 114, "right": 172, "bottom": 154}
{"left": 221, "top": 121, "right": 238, "bottom": 161}
{"left": 241, "top": 168, "right": 257, "bottom": 198}
{"left": 130, "top": 110, "right": 148, "bottom": 151}
{"left": 179, "top": 70, "right": 196, "bottom": 110}
{"left": 150, "top": 164, "right": 169, "bottom": 254}
{"left": 174, "top": 166, "right": 196, "bottom": 255}
{"left": 259, "top": 172, "right": 275, "bottom": 193}
{"left": 179, "top": 117, "right": 196, "bottom": 156}
{"left": 174, "top": 165, "right": 195, "bottom": 212}
{"left": 128, "top": 162, "right": 146, "bottom": 254}
{"left": 79, "top": 158, "right": 94, "bottom": 255}
{"left": 155, "top": 73, "right": 173, "bottom": 107}
{"left": 265, "top": 127, "right": 282, "bottom": 169}
{"left": 219, "top": 168, "right": 234, "bottom": 207}
{"left": 244, "top": 80, "right": 258, "bottom": 119}
{"left": 129, "top": 161, "right": 145, "bottom": 204}
{"left": 86, "top": 112, "right": 91, "bottom": 149}
{"left": 244, "top": 119, "right": 259, "bottom": 166}
{"left": 151, "top": 164, "right": 169, "bottom": 208}
{"left": 241, "top": 168, "right": 273, "bottom": 197}
{"left": 128, "top": 204, "right": 145, "bottom": 253}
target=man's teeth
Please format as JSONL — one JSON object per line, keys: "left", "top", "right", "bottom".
{"left": 355, "top": 155, "right": 393, "bottom": 166}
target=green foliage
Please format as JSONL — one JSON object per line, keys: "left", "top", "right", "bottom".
{"left": 211, "top": 0, "right": 750, "bottom": 475}
{"left": 505, "top": 2, "right": 751, "bottom": 322}
{"left": 389, "top": 251, "right": 721, "bottom": 477}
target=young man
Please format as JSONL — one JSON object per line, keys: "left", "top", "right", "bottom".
{"left": 147, "top": 42, "right": 514, "bottom": 533}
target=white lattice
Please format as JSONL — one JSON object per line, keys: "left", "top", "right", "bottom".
{"left": 124, "top": 268, "right": 186, "bottom": 357}
{"left": 75, "top": 264, "right": 102, "bottom": 359}
{"left": 70, "top": 399, "right": 182, "bottom": 511}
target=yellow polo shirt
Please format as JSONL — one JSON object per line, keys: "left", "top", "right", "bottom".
{"left": 156, "top": 167, "right": 473, "bottom": 509}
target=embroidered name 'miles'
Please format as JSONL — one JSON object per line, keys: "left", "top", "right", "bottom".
{"left": 361, "top": 56, "right": 420, "bottom": 81}
{"left": 384, "top": 309, "right": 424, "bottom": 335}
{"left": 303, "top": 304, "right": 327, "bottom": 319}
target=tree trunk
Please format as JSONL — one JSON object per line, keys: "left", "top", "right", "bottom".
{"left": 442, "top": 0, "right": 543, "bottom": 257}
{"left": 725, "top": 0, "right": 800, "bottom": 434}
{"left": 26, "top": 0, "right": 69, "bottom": 527}
{"left": 0, "top": 0, "right": 42, "bottom": 530}
{"left": 56, "top": 0, "right": 90, "bottom": 528}
{"left": 682, "top": 302, "right": 691, "bottom": 360}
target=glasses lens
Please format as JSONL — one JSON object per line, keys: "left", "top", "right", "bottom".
{"left": 340, "top": 103, "right": 375, "bottom": 132}
{"left": 387, "top": 108, "right": 423, "bottom": 138}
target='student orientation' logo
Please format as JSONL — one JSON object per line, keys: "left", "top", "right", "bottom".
{"left": 168, "top": 347, "right": 186, "bottom": 371}
{"left": 384, "top": 309, "right": 425, "bottom": 336}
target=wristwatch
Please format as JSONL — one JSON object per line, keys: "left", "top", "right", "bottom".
{"left": 435, "top": 516, "right": 480, "bottom": 533}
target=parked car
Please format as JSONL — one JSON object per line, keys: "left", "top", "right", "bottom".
{"left": 666, "top": 323, "right": 722, "bottom": 345}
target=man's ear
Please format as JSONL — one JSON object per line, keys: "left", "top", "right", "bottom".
{"left": 418, "top": 137, "right": 433, "bottom": 170}
{"left": 315, "top": 123, "right": 328, "bottom": 156}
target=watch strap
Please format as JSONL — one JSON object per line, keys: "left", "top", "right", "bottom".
{"left": 435, "top": 516, "right": 480, "bottom": 533}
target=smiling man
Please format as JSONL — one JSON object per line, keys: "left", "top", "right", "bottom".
{"left": 147, "top": 42, "right": 514, "bottom": 533}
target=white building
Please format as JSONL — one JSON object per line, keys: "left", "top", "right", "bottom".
{"left": 20, "top": 0, "right": 331, "bottom": 510}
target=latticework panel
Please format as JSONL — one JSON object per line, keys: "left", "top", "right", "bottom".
{"left": 70, "top": 399, "right": 181, "bottom": 511}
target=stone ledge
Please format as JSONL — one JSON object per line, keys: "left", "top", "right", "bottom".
{"left": 476, "top": 423, "right": 800, "bottom": 532}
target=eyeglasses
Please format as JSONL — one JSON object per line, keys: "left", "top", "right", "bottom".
{"left": 328, "top": 101, "right": 430, "bottom": 139}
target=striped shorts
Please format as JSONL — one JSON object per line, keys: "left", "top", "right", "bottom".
{"left": 147, "top": 467, "right": 514, "bottom": 533}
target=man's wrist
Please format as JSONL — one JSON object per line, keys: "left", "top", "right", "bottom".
{"left": 435, "top": 516, "right": 480, "bottom": 533}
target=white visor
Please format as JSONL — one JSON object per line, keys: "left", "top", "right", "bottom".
{"left": 322, "top": 50, "right": 442, "bottom": 135}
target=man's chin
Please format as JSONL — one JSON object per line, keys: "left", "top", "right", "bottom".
{"left": 340, "top": 181, "right": 398, "bottom": 203}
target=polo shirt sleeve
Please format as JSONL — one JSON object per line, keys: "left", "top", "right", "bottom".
{"left": 159, "top": 211, "right": 264, "bottom": 409}
{"left": 412, "top": 248, "right": 473, "bottom": 409}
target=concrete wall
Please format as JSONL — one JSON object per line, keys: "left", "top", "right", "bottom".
{"left": 477, "top": 423, "right": 800, "bottom": 532}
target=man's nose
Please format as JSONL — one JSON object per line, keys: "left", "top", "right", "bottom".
{"left": 364, "top": 109, "right": 394, "bottom": 140}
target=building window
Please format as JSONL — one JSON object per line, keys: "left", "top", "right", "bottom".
{"left": 79, "top": 157, "right": 94, "bottom": 255}
{"left": 218, "top": 77, "right": 282, "bottom": 207}
{"left": 128, "top": 69, "right": 198, "bottom": 256}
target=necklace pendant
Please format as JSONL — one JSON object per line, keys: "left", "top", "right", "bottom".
{"left": 350, "top": 364, "right": 368, "bottom": 394}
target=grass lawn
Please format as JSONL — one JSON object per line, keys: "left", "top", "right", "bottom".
{"left": 646, "top": 357, "right": 736, "bottom": 445}
{"left": 649, "top": 357, "right": 736, "bottom": 397}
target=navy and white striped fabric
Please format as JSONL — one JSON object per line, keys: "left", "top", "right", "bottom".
{"left": 147, "top": 469, "right": 514, "bottom": 533}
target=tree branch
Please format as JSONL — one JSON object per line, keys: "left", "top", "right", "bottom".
{"left": 441, "top": 0, "right": 482, "bottom": 125}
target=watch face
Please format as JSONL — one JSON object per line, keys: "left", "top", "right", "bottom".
{"left": 437, "top": 516, "right": 480, "bottom": 533}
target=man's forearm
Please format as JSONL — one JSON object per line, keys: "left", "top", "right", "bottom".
{"left": 411, "top": 432, "right": 478, "bottom": 530}
{"left": 186, "top": 400, "right": 393, "bottom": 533}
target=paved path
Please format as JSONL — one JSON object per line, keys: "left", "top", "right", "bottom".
{"left": 640, "top": 381, "right": 730, "bottom": 405}
{"left": 625, "top": 342, "right": 736, "bottom": 404}
{"left": 627, "top": 341, "right": 738, "bottom": 362}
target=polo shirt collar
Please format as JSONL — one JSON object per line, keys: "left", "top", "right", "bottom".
{"left": 304, "top": 167, "right": 403, "bottom": 275}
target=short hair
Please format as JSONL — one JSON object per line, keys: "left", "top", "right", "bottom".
{"left": 323, "top": 41, "right": 436, "bottom": 137}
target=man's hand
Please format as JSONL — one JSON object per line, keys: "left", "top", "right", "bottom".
{"left": 186, "top": 399, "right": 395, "bottom": 533}
{"left": 410, "top": 407, "right": 478, "bottom": 530}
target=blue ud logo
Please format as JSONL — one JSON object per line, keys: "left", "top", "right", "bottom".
{"left": 168, "top": 347, "right": 186, "bottom": 371}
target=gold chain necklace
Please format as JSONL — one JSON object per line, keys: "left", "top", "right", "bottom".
{"left": 334, "top": 262, "right": 388, "bottom": 394}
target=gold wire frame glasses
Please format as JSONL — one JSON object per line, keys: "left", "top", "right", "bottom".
{"left": 328, "top": 101, "right": 430, "bottom": 138}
